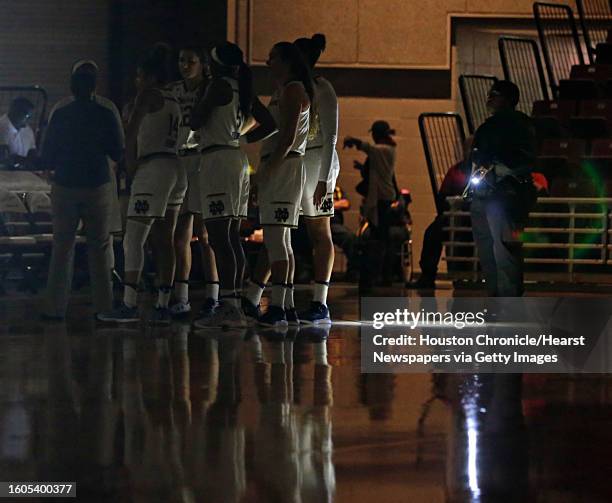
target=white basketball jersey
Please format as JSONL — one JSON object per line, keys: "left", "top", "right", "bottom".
{"left": 200, "top": 77, "right": 243, "bottom": 149}
{"left": 167, "top": 80, "right": 201, "bottom": 151}
{"left": 137, "top": 89, "right": 181, "bottom": 160}
{"left": 261, "top": 81, "right": 310, "bottom": 157}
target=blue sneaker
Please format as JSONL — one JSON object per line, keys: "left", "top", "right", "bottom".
{"left": 149, "top": 306, "right": 171, "bottom": 326}
{"left": 96, "top": 304, "right": 140, "bottom": 323}
{"left": 285, "top": 307, "right": 300, "bottom": 326}
{"left": 298, "top": 302, "right": 331, "bottom": 325}
{"left": 199, "top": 297, "right": 218, "bottom": 318}
{"left": 241, "top": 297, "right": 261, "bottom": 321}
{"left": 258, "top": 305, "right": 288, "bottom": 327}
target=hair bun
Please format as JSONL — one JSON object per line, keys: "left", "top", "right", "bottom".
{"left": 311, "top": 33, "right": 326, "bottom": 52}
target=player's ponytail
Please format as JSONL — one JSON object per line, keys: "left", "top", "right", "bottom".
{"left": 294, "top": 33, "right": 326, "bottom": 68}
{"left": 210, "top": 42, "right": 253, "bottom": 117}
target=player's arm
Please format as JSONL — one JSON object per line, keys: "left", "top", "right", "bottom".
{"left": 190, "top": 79, "right": 231, "bottom": 131}
{"left": 125, "top": 88, "right": 161, "bottom": 177}
{"left": 242, "top": 96, "right": 277, "bottom": 143}
{"left": 265, "top": 83, "right": 303, "bottom": 173}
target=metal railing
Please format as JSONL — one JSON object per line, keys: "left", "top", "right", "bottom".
{"left": 576, "top": 0, "right": 612, "bottom": 63}
{"left": 418, "top": 113, "right": 466, "bottom": 215}
{"left": 498, "top": 36, "right": 550, "bottom": 114}
{"left": 458, "top": 74, "right": 498, "bottom": 134}
{"left": 443, "top": 196, "right": 612, "bottom": 283}
{"left": 534, "top": 2, "right": 585, "bottom": 97}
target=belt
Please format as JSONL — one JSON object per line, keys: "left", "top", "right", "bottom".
{"left": 260, "top": 151, "right": 304, "bottom": 162}
{"left": 137, "top": 152, "right": 178, "bottom": 163}
{"left": 200, "top": 145, "right": 240, "bottom": 155}
{"left": 178, "top": 147, "right": 200, "bottom": 157}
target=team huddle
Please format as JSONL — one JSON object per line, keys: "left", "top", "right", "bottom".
{"left": 94, "top": 35, "right": 339, "bottom": 329}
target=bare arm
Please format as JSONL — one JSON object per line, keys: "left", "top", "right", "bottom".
{"left": 317, "top": 79, "right": 339, "bottom": 182}
{"left": 190, "top": 79, "right": 231, "bottom": 131}
{"left": 243, "top": 96, "right": 278, "bottom": 143}
{"left": 125, "top": 88, "right": 162, "bottom": 176}
{"left": 265, "top": 83, "right": 304, "bottom": 171}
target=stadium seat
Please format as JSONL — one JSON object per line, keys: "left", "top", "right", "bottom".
{"left": 0, "top": 190, "right": 33, "bottom": 237}
{"left": 558, "top": 79, "right": 599, "bottom": 100}
{"left": 596, "top": 42, "right": 612, "bottom": 64}
{"left": 537, "top": 139, "right": 585, "bottom": 180}
{"left": 24, "top": 191, "right": 53, "bottom": 235}
{"left": 571, "top": 64, "right": 612, "bottom": 81}
{"left": 569, "top": 117, "right": 609, "bottom": 139}
{"left": 582, "top": 138, "right": 612, "bottom": 180}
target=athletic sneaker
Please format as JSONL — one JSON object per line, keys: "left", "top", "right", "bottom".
{"left": 96, "top": 304, "right": 140, "bottom": 323}
{"left": 150, "top": 306, "right": 172, "bottom": 326}
{"left": 285, "top": 307, "right": 300, "bottom": 326}
{"left": 258, "top": 305, "right": 288, "bottom": 327}
{"left": 169, "top": 301, "right": 192, "bottom": 318}
{"left": 298, "top": 302, "right": 331, "bottom": 325}
{"left": 241, "top": 296, "right": 261, "bottom": 321}
{"left": 194, "top": 302, "right": 247, "bottom": 329}
{"left": 199, "top": 297, "right": 218, "bottom": 318}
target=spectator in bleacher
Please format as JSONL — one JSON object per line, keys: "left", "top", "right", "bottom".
{"left": 40, "top": 70, "right": 123, "bottom": 320}
{"left": 330, "top": 185, "right": 358, "bottom": 277}
{"left": 469, "top": 80, "right": 537, "bottom": 297}
{"left": 48, "top": 59, "right": 125, "bottom": 283}
{"left": 407, "top": 137, "right": 473, "bottom": 290}
{"left": 0, "top": 97, "right": 37, "bottom": 168}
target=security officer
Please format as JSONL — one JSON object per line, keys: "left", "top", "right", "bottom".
{"left": 467, "top": 80, "right": 537, "bottom": 297}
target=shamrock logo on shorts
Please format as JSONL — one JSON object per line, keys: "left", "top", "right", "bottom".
{"left": 209, "top": 200, "right": 225, "bottom": 216}
{"left": 274, "top": 207, "right": 289, "bottom": 222}
{"left": 321, "top": 197, "right": 333, "bottom": 213}
{"left": 134, "top": 200, "right": 150, "bottom": 215}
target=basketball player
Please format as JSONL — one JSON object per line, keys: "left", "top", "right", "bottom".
{"left": 191, "top": 42, "right": 275, "bottom": 329}
{"left": 99, "top": 44, "right": 186, "bottom": 325}
{"left": 255, "top": 42, "right": 314, "bottom": 327}
{"left": 167, "top": 46, "right": 219, "bottom": 319}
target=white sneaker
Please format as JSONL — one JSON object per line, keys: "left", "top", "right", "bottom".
{"left": 170, "top": 301, "right": 191, "bottom": 317}
{"left": 194, "top": 302, "right": 247, "bottom": 329}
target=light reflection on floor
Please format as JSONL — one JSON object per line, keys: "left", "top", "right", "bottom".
{"left": 0, "top": 285, "right": 611, "bottom": 502}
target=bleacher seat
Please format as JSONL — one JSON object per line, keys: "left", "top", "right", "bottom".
{"left": 558, "top": 79, "right": 599, "bottom": 100}
{"left": 596, "top": 42, "right": 612, "bottom": 64}
{"left": 24, "top": 191, "right": 53, "bottom": 235}
{"left": 571, "top": 64, "right": 612, "bottom": 81}
{"left": 569, "top": 117, "right": 609, "bottom": 139}
{"left": 0, "top": 190, "right": 32, "bottom": 237}
{"left": 537, "top": 139, "right": 585, "bottom": 179}
{"left": 581, "top": 138, "right": 612, "bottom": 178}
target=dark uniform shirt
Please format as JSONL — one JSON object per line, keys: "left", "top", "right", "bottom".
{"left": 42, "top": 99, "right": 122, "bottom": 188}
{"left": 472, "top": 109, "right": 536, "bottom": 176}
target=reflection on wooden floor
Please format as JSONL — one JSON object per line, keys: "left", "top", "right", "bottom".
{"left": 0, "top": 286, "right": 611, "bottom": 502}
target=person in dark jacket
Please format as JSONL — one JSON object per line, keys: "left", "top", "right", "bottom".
{"left": 468, "top": 80, "right": 537, "bottom": 297}
{"left": 41, "top": 71, "right": 123, "bottom": 320}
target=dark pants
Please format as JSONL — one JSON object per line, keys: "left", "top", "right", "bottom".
{"left": 419, "top": 215, "right": 445, "bottom": 280}
{"left": 470, "top": 197, "right": 524, "bottom": 297}
{"left": 361, "top": 200, "right": 394, "bottom": 285}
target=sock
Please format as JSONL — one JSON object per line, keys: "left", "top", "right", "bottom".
{"left": 271, "top": 283, "right": 286, "bottom": 308}
{"left": 205, "top": 281, "right": 220, "bottom": 301}
{"left": 174, "top": 280, "right": 189, "bottom": 304}
{"left": 313, "top": 281, "right": 330, "bottom": 305}
{"left": 123, "top": 282, "right": 138, "bottom": 308}
{"left": 314, "top": 342, "right": 328, "bottom": 365}
{"left": 157, "top": 285, "right": 172, "bottom": 308}
{"left": 246, "top": 280, "right": 265, "bottom": 307}
{"left": 284, "top": 283, "right": 295, "bottom": 309}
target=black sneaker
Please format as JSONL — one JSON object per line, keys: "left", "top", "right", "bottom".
{"left": 405, "top": 276, "right": 436, "bottom": 290}
{"left": 298, "top": 302, "right": 331, "bottom": 325}
{"left": 285, "top": 307, "right": 300, "bottom": 326}
{"left": 241, "top": 296, "right": 261, "bottom": 320}
{"left": 258, "top": 305, "right": 288, "bottom": 327}
{"left": 149, "top": 306, "right": 171, "bottom": 326}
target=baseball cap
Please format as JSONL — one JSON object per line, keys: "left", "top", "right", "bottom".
{"left": 369, "top": 120, "right": 395, "bottom": 136}
{"left": 71, "top": 59, "right": 99, "bottom": 75}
